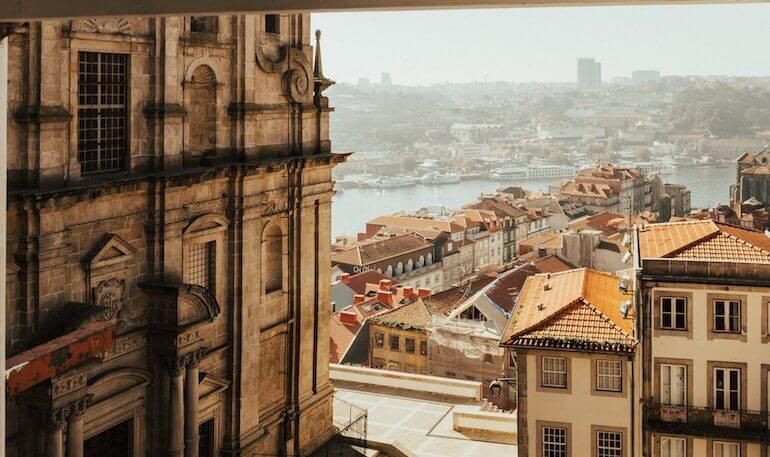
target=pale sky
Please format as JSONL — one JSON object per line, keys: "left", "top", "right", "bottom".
{"left": 312, "top": 4, "right": 770, "bottom": 85}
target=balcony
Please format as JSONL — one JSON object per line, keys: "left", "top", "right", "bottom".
{"left": 646, "top": 402, "right": 769, "bottom": 443}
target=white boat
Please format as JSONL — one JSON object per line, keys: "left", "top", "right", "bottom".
{"left": 525, "top": 165, "right": 577, "bottom": 179}
{"left": 492, "top": 168, "right": 527, "bottom": 181}
{"left": 370, "top": 176, "right": 416, "bottom": 189}
{"left": 336, "top": 173, "right": 374, "bottom": 188}
{"left": 419, "top": 172, "right": 461, "bottom": 184}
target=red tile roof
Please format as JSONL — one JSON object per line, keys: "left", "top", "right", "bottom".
{"left": 531, "top": 255, "right": 576, "bottom": 273}
{"left": 344, "top": 270, "right": 399, "bottom": 295}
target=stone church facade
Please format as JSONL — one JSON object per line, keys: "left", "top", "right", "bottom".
{"left": 5, "top": 13, "right": 343, "bottom": 457}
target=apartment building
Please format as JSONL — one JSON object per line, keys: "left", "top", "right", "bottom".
{"left": 635, "top": 220, "right": 770, "bottom": 457}
{"left": 455, "top": 209, "right": 505, "bottom": 268}
{"left": 500, "top": 268, "right": 640, "bottom": 457}
{"left": 465, "top": 196, "right": 530, "bottom": 263}
{"left": 559, "top": 163, "right": 653, "bottom": 215}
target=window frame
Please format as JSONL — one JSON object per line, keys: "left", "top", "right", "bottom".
{"left": 660, "top": 296, "right": 687, "bottom": 331}
{"left": 77, "top": 51, "right": 130, "bottom": 175}
{"left": 374, "top": 332, "right": 384, "bottom": 349}
{"left": 596, "top": 359, "right": 623, "bottom": 393}
{"left": 660, "top": 436, "right": 687, "bottom": 457}
{"left": 652, "top": 290, "right": 692, "bottom": 339}
{"left": 185, "top": 240, "right": 217, "bottom": 293}
{"left": 596, "top": 430, "right": 623, "bottom": 457}
{"left": 707, "top": 293, "right": 747, "bottom": 341}
{"left": 537, "top": 421, "right": 571, "bottom": 457}
{"left": 389, "top": 335, "right": 400, "bottom": 352}
{"left": 660, "top": 363, "right": 687, "bottom": 406}
{"left": 264, "top": 14, "right": 281, "bottom": 34}
{"left": 541, "top": 355, "right": 568, "bottom": 389}
{"left": 405, "top": 337, "right": 415, "bottom": 354}
{"left": 713, "top": 299, "right": 741, "bottom": 334}
{"left": 713, "top": 367, "right": 741, "bottom": 411}
{"left": 711, "top": 441, "right": 740, "bottom": 457}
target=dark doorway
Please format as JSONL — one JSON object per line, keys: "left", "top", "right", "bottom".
{"left": 84, "top": 419, "right": 132, "bottom": 457}
{"left": 199, "top": 419, "right": 215, "bottom": 457}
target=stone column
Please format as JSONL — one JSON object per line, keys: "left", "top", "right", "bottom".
{"left": 66, "top": 396, "right": 90, "bottom": 457}
{"left": 184, "top": 349, "right": 204, "bottom": 457}
{"left": 46, "top": 409, "right": 66, "bottom": 457}
{"left": 169, "top": 361, "right": 186, "bottom": 457}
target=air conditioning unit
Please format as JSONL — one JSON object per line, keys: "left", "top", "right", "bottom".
{"left": 619, "top": 299, "right": 632, "bottom": 318}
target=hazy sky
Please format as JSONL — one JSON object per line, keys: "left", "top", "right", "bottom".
{"left": 312, "top": 4, "right": 770, "bottom": 85}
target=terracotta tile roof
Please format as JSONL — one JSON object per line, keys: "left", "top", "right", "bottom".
{"left": 465, "top": 198, "right": 529, "bottom": 219}
{"left": 369, "top": 299, "right": 433, "bottom": 331}
{"left": 368, "top": 215, "right": 464, "bottom": 234}
{"left": 742, "top": 165, "right": 770, "bottom": 175}
{"left": 500, "top": 269, "right": 635, "bottom": 353}
{"left": 568, "top": 211, "right": 627, "bottom": 236}
{"left": 638, "top": 220, "right": 770, "bottom": 262}
{"left": 519, "top": 231, "right": 562, "bottom": 250}
{"left": 344, "top": 271, "right": 399, "bottom": 295}
{"left": 561, "top": 181, "right": 615, "bottom": 199}
{"left": 484, "top": 264, "right": 541, "bottom": 312}
{"left": 532, "top": 255, "right": 576, "bottom": 273}
{"left": 329, "top": 309, "right": 361, "bottom": 364}
{"left": 331, "top": 234, "right": 431, "bottom": 266}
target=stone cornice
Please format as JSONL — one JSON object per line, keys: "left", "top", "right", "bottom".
{"left": 143, "top": 102, "right": 187, "bottom": 119}
{"left": 8, "top": 152, "right": 350, "bottom": 205}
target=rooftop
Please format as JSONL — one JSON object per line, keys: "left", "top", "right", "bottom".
{"left": 500, "top": 268, "right": 635, "bottom": 353}
{"left": 331, "top": 233, "right": 432, "bottom": 266}
{"left": 637, "top": 220, "right": 770, "bottom": 263}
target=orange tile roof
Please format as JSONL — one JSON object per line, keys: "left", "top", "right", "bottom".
{"left": 368, "top": 215, "right": 464, "bottom": 234}
{"left": 532, "top": 255, "right": 576, "bottom": 273}
{"left": 369, "top": 299, "right": 432, "bottom": 331}
{"left": 638, "top": 220, "right": 770, "bottom": 262}
{"left": 331, "top": 233, "right": 432, "bottom": 266}
{"left": 519, "top": 231, "right": 562, "bottom": 250}
{"left": 329, "top": 310, "right": 360, "bottom": 364}
{"left": 344, "top": 271, "right": 399, "bottom": 295}
{"left": 500, "top": 269, "right": 635, "bottom": 353}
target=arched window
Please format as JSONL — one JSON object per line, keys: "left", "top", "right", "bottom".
{"left": 418, "top": 255, "right": 425, "bottom": 268}
{"left": 189, "top": 65, "right": 217, "bottom": 154}
{"left": 426, "top": 253, "right": 433, "bottom": 266}
{"left": 386, "top": 265, "right": 393, "bottom": 277}
{"left": 263, "top": 224, "right": 283, "bottom": 294}
{"left": 396, "top": 262, "right": 404, "bottom": 276}
{"left": 406, "top": 259, "right": 414, "bottom": 272}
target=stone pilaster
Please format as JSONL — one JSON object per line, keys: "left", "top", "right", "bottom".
{"left": 184, "top": 348, "right": 206, "bottom": 457}
{"left": 169, "top": 359, "right": 187, "bottom": 457}
{"left": 65, "top": 396, "right": 91, "bottom": 457}
{"left": 45, "top": 408, "right": 66, "bottom": 457}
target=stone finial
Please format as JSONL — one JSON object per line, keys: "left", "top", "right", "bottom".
{"left": 314, "top": 29, "right": 324, "bottom": 80}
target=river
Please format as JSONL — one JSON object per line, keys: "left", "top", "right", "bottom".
{"left": 331, "top": 165, "right": 736, "bottom": 238}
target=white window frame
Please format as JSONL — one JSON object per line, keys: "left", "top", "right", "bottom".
{"left": 596, "top": 430, "right": 622, "bottom": 457}
{"left": 542, "top": 356, "right": 568, "bottom": 388}
{"left": 596, "top": 359, "right": 623, "bottom": 392}
{"left": 660, "top": 296, "right": 687, "bottom": 330}
{"left": 713, "top": 367, "right": 741, "bottom": 411}
{"left": 714, "top": 299, "right": 741, "bottom": 333}
{"left": 660, "top": 436, "right": 686, "bottom": 457}
{"left": 712, "top": 441, "right": 740, "bottom": 457}
{"left": 660, "top": 364, "right": 687, "bottom": 406}
{"left": 541, "top": 426, "right": 567, "bottom": 457}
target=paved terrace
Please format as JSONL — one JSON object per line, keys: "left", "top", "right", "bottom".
{"left": 331, "top": 365, "right": 517, "bottom": 457}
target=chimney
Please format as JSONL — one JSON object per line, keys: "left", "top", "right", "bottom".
{"left": 377, "top": 290, "right": 395, "bottom": 307}
{"left": 403, "top": 286, "right": 415, "bottom": 299}
{"left": 418, "top": 287, "right": 431, "bottom": 298}
{"left": 339, "top": 310, "right": 358, "bottom": 325}
{"left": 537, "top": 302, "right": 545, "bottom": 311}
{"left": 379, "top": 279, "right": 391, "bottom": 291}
{"left": 340, "top": 273, "right": 350, "bottom": 284}
{"left": 507, "top": 287, "right": 518, "bottom": 296}
{"left": 354, "top": 294, "right": 365, "bottom": 304}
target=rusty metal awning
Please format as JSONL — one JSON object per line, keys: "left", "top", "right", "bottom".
{"left": 5, "top": 321, "right": 116, "bottom": 397}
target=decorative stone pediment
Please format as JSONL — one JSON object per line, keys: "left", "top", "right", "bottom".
{"left": 86, "top": 234, "right": 136, "bottom": 271}
{"left": 141, "top": 282, "right": 221, "bottom": 331}
{"left": 87, "top": 368, "right": 151, "bottom": 405}
{"left": 199, "top": 372, "right": 230, "bottom": 401}
{"left": 183, "top": 214, "right": 229, "bottom": 238}
{"left": 77, "top": 17, "right": 133, "bottom": 35}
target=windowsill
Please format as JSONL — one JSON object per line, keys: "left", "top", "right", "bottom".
{"left": 707, "top": 329, "right": 747, "bottom": 342}
{"left": 265, "top": 289, "right": 285, "bottom": 300}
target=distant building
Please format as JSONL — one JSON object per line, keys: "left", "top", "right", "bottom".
{"left": 381, "top": 71, "right": 392, "bottom": 87}
{"left": 631, "top": 70, "right": 660, "bottom": 85}
{"left": 577, "top": 57, "right": 602, "bottom": 89}
{"left": 558, "top": 163, "right": 652, "bottom": 215}
{"left": 357, "top": 77, "right": 370, "bottom": 89}
{"left": 730, "top": 148, "right": 770, "bottom": 220}
{"left": 663, "top": 183, "right": 692, "bottom": 218}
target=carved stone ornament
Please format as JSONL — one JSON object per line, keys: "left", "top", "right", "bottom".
{"left": 95, "top": 278, "right": 126, "bottom": 321}
{"left": 283, "top": 48, "right": 312, "bottom": 104}
{"left": 52, "top": 373, "right": 88, "bottom": 399}
{"left": 79, "top": 17, "right": 132, "bottom": 35}
{"left": 256, "top": 45, "right": 287, "bottom": 74}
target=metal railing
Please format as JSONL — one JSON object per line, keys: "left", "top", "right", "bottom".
{"left": 311, "top": 398, "right": 368, "bottom": 456}
{"left": 646, "top": 401, "right": 769, "bottom": 443}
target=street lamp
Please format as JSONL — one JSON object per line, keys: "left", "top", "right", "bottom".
{"left": 488, "top": 377, "right": 516, "bottom": 398}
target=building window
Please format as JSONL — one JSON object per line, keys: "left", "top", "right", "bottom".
{"left": 661, "top": 297, "right": 686, "bottom": 330}
{"left": 263, "top": 224, "right": 283, "bottom": 294}
{"left": 374, "top": 332, "right": 384, "bottom": 348}
{"left": 542, "top": 426, "right": 567, "bottom": 457}
{"left": 661, "top": 364, "right": 686, "bottom": 406}
{"left": 660, "top": 437, "right": 686, "bottom": 457}
{"left": 190, "top": 16, "right": 217, "bottom": 33}
{"left": 405, "top": 338, "right": 415, "bottom": 354}
{"left": 186, "top": 241, "right": 216, "bottom": 293}
{"left": 596, "top": 431, "right": 622, "bottom": 457}
{"left": 714, "top": 367, "right": 740, "bottom": 410}
{"left": 713, "top": 441, "right": 739, "bottom": 457}
{"left": 714, "top": 300, "right": 741, "bottom": 333}
{"left": 389, "top": 335, "right": 400, "bottom": 351}
{"left": 265, "top": 14, "right": 280, "bottom": 34}
{"left": 542, "top": 356, "right": 567, "bottom": 388}
{"left": 596, "top": 360, "right": 622, "bottom": 392}
{"left": 372, "top": 358, "right": 385, "bottom": 369}
{"left": 78, "top": 52, "right": 128, "bottom": 175}
{"left": 419, "top": 341, "right": 427, "bottom": 355}
{"left": 484, "top": 353, "right": 493, "bottom": 364}
{"left": 446, "top": 371, "right": 456, "bottom": 378}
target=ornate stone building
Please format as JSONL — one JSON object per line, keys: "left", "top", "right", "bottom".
{"left": 5, "top": 13, "right": 343, "bottom": 457}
